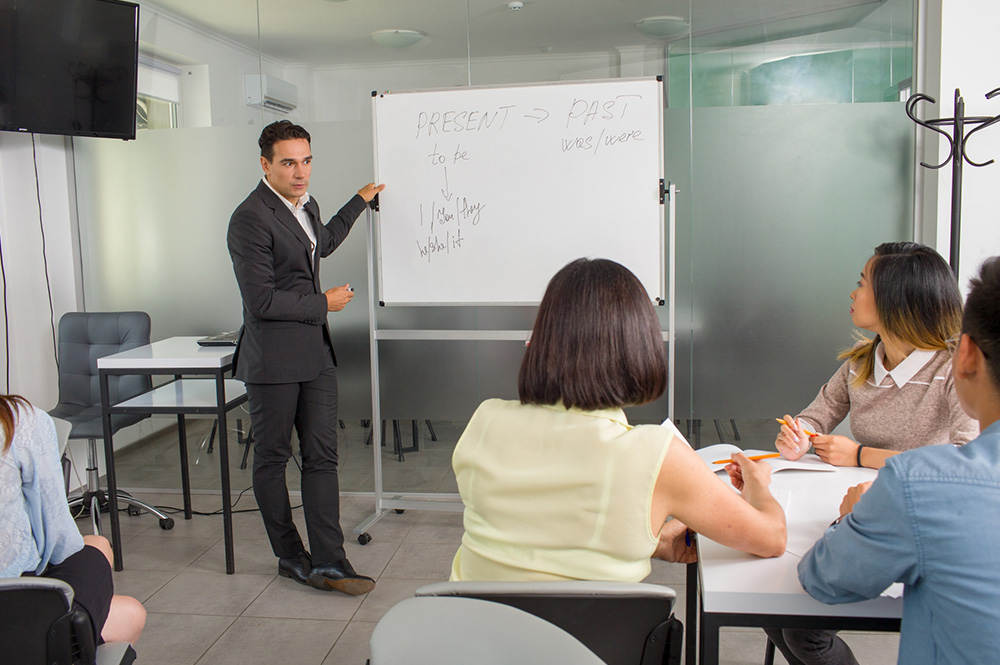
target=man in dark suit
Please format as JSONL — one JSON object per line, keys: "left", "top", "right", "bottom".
{"left": 227, "top": 120, "right": 384, "bottom": 595}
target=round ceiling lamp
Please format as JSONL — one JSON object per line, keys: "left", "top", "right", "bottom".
{"left": 635, "top": 16, "right": 690, "bottom": 40}
{"left": 371, "top": 29, "right": 425, "bottom": 48}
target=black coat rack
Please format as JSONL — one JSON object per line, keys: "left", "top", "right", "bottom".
{"left": 906, "top": 87, "right": 1000, "bottom": 275}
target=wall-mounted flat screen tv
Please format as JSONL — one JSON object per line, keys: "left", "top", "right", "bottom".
{"left": 0, "top": 0, "right": 139, "bottom": 140}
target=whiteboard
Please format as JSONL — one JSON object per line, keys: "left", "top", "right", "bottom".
{"left": 372, "top": 78, "right": 664, "bottom": 305}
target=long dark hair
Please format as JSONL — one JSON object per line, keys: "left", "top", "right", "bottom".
{"left": 518, "top": 258, "right": 666, "bottom": 410}
{"left": 1, "top": 394, "right": 30, "bottom": 453}
{"left": 841, "top": 242, "right": 962, "bottom": 386}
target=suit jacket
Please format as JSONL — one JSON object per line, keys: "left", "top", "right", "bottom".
{"left": 227, "top": 180, "right": 366, "bottom": 384}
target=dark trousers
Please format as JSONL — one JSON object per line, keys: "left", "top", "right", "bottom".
{"left": 246, "top": 348, "right": 346, "bottom": 564}
{"left": 764, "top": 628, "right": 860, "bottom": 665}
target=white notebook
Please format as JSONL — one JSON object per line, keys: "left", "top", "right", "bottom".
{"left": 694, "top": 443, "right": 835, "bottom": 473}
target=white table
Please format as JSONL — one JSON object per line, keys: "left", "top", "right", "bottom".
{"left": 690, "top": 463, "right": 902, "bottom": 665}
{"left": 97, "top": 337, "right": 247, "bottom": 574}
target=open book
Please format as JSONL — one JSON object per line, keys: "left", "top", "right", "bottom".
{"left": 694, "top": 443, "right": 835, "bottom": 473}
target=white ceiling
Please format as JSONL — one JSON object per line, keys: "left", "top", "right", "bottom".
{"left": 139, "top": 0, "right": 894, "bottom": 67}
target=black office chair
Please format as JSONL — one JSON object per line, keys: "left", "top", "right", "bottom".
{"left": 49, "top": 311, "right": 174, "bottom": 535}
{"left": 0, "top": 577, "right": 136, "bottom": 665}
{"left": 415, "top": 580, "right": 684, "bottom": 665}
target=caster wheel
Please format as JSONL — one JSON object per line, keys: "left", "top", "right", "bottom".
{"left": 159, "top": 518, "right": 174, "bottom": 530}
{"left": 127, "top": 505, "right": 142, "bottom": 517}
{"left": 358, "top": 532, "right": 372, "bottom": 545}
{"left": 395, "top": 509, "right": 405, "bottom": 514}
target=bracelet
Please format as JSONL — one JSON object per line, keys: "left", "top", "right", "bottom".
{"left": 856, "top": 444, "right": 865, "bottom": 468}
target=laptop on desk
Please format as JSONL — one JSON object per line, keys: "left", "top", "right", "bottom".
{"left": 197, "top": 330, "right": 239, "bottom": 347}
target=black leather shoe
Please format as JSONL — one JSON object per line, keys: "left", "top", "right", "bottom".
{"left": 277, "top": 550, "right": 313, "bottom": 586}
{"left": 306, "top": 559, "right": 376, "bottom": 595}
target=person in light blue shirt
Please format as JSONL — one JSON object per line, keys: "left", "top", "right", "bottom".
{"left": 1, "top": 395, "right": 145, "bottom": 645}
{"left": 0, "top": 397, "right": 84, "bottom": 578}
{"left": 799, "top": 256, "right": 1000, "bottom": 665}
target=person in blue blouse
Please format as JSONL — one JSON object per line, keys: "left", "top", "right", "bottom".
{"left": 0, "top": 394, "right": 145, "bottom": 645}
{"left": 799, "top": 256, "right": 1000, "bottom": 665}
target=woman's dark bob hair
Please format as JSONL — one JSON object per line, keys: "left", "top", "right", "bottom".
{"left": 518, "top": 258, "right": 667, "bottom": 410}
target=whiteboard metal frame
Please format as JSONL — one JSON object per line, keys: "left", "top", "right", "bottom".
{"left": 371, "top": 76, "right": 666, "bottom": 307}
{"left": 355, "top": 79, "right": 676, "bottom": 539}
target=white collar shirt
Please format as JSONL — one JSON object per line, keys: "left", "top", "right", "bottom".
{"left": 873, "top": 342, "right": 936, "bottom": 387}
{"left": 262, "top": 176, "right": 316, "bottom": 260}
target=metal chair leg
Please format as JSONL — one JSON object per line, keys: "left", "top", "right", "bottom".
{"left": 206, "top": 419, "right": 218, "bottom": 453}
{"left": 425, "top": 420, "right": 437, "bottom": 441}
{"left": 764, "top": 638, "right": 776, "bottom": 665}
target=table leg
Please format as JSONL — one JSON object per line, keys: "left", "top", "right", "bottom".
{"left": 699, "top": 613, "right": 721, "bottom": 665}
{"left": 99, "top": 371, "right": 124, "bottom": 571}
{"left": 216, "top": 374, "right": 235, "bottom": 574}
{"left": 177, "top": 414, "right": 192, "bottom": 520}
{"left": 686, "top": 561, "right": 698, "bottom": 665}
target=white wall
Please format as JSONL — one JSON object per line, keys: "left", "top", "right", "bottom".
{"left": 137, "top": 2, "right": 287, "bottom": 129}
{"left": 0, "top": 133, "right": 80, "bottom": 405}
{"left": 922, "top": 0, "right": 1000, "bottom": 292}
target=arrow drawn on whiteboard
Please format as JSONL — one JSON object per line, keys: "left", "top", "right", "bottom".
{"left": 441, "top": 167, "right": 453, "bottom": 201}
{"left": 523, "top": 108, "right": 550, "bottom": 123}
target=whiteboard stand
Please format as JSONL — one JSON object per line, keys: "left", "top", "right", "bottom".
{"left": 354, "top": 78, "right": 675, "bottom": 542}
{"left": 352, "top": 186, "right": 678, "bottom": 544}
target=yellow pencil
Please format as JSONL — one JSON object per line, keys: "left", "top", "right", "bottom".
{"left": 712, "top": 453, "right": 781, "bottom": 464}
{"left": 775, "top": 418, "right": 818, "bottom": 437}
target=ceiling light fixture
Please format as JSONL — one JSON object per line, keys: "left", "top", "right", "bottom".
{"left": 635, "top": 16, "right": 690, "bottom": 40}
{"left": 371, "top": 29, "right": 424, "bottom": 48}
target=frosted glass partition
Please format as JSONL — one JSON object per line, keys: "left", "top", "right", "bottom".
{"left": 74, "top": 126, "right": 256, "bottom": 337}
{"left": 670, "top": 102, "right": 912, "bottom": 422}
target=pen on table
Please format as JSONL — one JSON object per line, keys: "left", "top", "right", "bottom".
{"left": 775, "top": 418, "right": 818, "bottom": 437}
{"left": 711, "top": 453, "right": 782, "bottom": 464}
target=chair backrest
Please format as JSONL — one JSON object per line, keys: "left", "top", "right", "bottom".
{"left": 0, "top": 577, "right": 136, "bottom": 665}
{"left": 52, "top": 311, "right": 151, "bottom": 436}
{"left": 0, "top": 577, "right": 89, "bottom": 665}
{"left": 415, "top": 580, "right": 683, "bottom": 665}
{"left": 369, "top": 596, "right": 607, "bottom": 665}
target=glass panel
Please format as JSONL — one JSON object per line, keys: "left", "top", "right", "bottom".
{"left": 672, "top": 0, "right": 915, "bottom": 442}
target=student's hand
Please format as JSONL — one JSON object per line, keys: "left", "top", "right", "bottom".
{"left": 357, "top": 183, "right": 385, "bottom": 202}
{"left": 325, "top": 283, "right": 354, "bottom": 311}
{"left": 725, "top": 451, "right": 772, "bottom": 494}
{"left": 775, "top": 414, "right": 811, "bottom": 461}
{"left": 654, "top": 519, "right": 697, "bottom": 563}
{"left": 839, "top": 481, "right": 873, "bottom": 516}
{"left": 811, "top": 435, "right": 860, "bottom": 467}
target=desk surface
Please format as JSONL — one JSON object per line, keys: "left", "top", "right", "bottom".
{"left": 698, "top": 464, "right": 902, "bottom": 619}
{"left": 97, "top": 336, "right": 235, "bottom": 369}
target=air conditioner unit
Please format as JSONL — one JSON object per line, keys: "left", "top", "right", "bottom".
{"left": 245, "top": 74, "right": 298, "bottom": 113}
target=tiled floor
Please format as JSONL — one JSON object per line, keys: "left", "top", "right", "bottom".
{"left": 93, "top": 418, "right": 900, "bottom": 664}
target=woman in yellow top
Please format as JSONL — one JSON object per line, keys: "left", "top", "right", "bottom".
{"left": 450, "top": 258, "right": 786, "bottom": 583}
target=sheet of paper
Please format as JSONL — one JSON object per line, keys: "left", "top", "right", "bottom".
{"left": 881, "top": 583, "right": 904, "bottom": 598}
{"left": 694, "top": 443, "right": 835, "bottom": 473}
